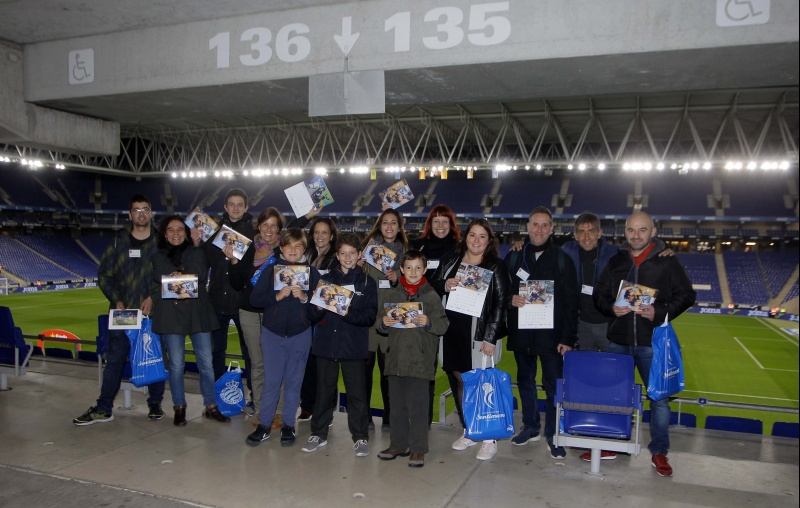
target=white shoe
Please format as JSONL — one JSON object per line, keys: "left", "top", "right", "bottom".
{"left": 476, "top": 440, "right": 497, "bottom": 461}
{"left": 452, "top": 432, "right": 478, "bottom": 451}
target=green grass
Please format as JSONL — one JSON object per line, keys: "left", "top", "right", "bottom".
{"left": 4, "top": 289, "right": 798, "bottom": 433}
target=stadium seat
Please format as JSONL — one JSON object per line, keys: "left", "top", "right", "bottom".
{"left": 642, "top": 410, "right": 697, "bottom": 427}
{"left": 705, "top": 416, "right": 763, "bottom": 435}
{"left": 0, "top": 306, "right": 35, "bottom": 390}
{"left": 553, "top": 351, "right": 643, "bottom": 474}
{"left": 771, "top": 422, "right": 799, "bottom": 439}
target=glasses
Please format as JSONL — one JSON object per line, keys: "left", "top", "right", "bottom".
{"left": 131, "top": 208, "right": 152, "bottom": 215}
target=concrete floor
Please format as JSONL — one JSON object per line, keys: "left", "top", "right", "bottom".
{"left": 0, "top": 358, "right": 797, "bottom": 508}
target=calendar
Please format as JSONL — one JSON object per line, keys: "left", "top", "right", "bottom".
{"left": 445, "top": 262, "right": 493, "bottom": 318}
{"left": 518, "top": 280, "right": 554, "bottom": 329}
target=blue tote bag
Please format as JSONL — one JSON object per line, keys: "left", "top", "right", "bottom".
{"left": 647, "top": 316, "right": 685, "bottom": 401}
{"left": 125, "top": 318, "right": 168, "bottom": 388}
{"left": 461, "top": 357, "right": 515, "bottom": 441}
{"left": 215, "top": 361, "right": 246, "bottom": 417}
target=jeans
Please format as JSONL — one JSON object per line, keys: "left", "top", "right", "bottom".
{"left": 212, "top": 313, "right": 244, "bottom": 382}
{"left": 607, "top": 342, "right": 670, "bottom": 455}
{"left": 514, "top": 352, "right": 563, "bottom": 441}
{"left": 163, "top": 332, "right": 216, "bottom": 407}
{"left": 97, "top": 329, "right": 165, "bottom": 414}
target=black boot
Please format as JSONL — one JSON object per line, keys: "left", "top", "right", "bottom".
{"left": 173, "top": 405, "right": 187, "bottom": 427}
{"left": 204, "top": 404, "right": 231, "bottom": 422}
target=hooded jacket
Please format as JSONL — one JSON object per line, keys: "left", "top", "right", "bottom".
{"left": 594, "top": 237, "right": 696, "bottom": 347}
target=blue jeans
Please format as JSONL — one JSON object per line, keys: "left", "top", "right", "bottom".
{"left": 163, "top": 333, "right": 216, "bottom": 407}
{"left": 607, "top": 343, "right": 670, "bottom": 455}
{"left": 259, "top": 327, "right": 312, "bottom": 427}
{"left": 514, "top": 352, "right": 562, "bottom": 441}
{"left": 97, "top": 329, "right": 165, "bottom": 414}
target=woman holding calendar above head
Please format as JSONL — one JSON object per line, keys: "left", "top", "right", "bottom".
{"left": 431, "top": 218, "right": 511, "bottom": 462}
{"left": 360, "top": 208, "right": 409, "bottom": 432}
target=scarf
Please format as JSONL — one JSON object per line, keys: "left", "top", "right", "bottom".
{"left": 630, "top": 242, "right": 656, "bottom": 268}
{"left": 400, "top": 275, "right": 426, "bottom": 297}
{"left": 253, "top": 234, "right": 278, "bottom": 267}
{"left": 165, "top": 242, "right": 190, "bottom": 270}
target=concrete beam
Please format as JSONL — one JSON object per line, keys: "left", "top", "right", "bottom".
{"left": 0, "top": 41, "right": 119, "bottom": 155}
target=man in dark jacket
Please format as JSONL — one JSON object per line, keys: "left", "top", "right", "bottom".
{"left": 73, "top": 194, "right": 166, "bottom": 425}
{"left": 505, "top": 206, "right": 579, "bottom": 459}
{"left": 206, "top": 188, "right": 255, "bottom": 382}
{"left": 594, "top": 211, "right": 695, "bottom": 478}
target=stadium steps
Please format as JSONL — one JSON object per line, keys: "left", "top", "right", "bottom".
{"left": 770, "top": 265, "right": 800, "bottom": 308}
{"left": 74, "top": 238, "right": 101, "bottom": 265}
{"left": 715, "top": 253, "right": 732, "bottom": 306}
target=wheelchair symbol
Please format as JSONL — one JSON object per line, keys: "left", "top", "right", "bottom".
{"left": 72, "top": 52, "right": 91, "bottom": 81}
{"left": 724, "top": 0, "right": 763, "bottom": 21}
{"left": 717, "top": 0, "right": 770, "bottom": 26}
{"left": 68, "top": 49, "right": 94, "bottom": 85}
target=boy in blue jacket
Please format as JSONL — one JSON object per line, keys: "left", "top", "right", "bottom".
{"left": 301, "top": 233, "right": 378, "bottom": 457}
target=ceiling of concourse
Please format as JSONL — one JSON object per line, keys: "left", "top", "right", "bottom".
{"left": 0, "top": 1, "right": 798, "bottom": 170}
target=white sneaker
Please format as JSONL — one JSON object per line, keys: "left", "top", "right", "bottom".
{"left": 476, "top": 440, "right": 497, "bottom": 461}
{"left": 452, "top": 431, "right": 478, "bottom": 451}
{"left": 353, "top": 439, "right": 369, "bottom": 457}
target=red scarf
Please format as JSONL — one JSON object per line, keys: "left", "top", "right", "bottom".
{"left": 400, "top": 275, "right": 426, "bottom": 296}
{"left": 630, "top": 242, "right": 656, "bottom": 268}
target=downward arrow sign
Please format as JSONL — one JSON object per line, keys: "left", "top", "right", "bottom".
{"left": 334, "top": 16, "right": 360, "bottom": 56}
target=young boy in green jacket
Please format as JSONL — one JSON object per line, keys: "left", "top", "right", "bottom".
{"left": 376, "top": 250, "right": 449, "bottom": 468}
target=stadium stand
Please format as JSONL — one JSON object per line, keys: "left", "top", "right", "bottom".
{"left": 645, "top": 172, "right": 715, "bottom": 216}
{"left": 782, "top": 282, "right": 799, "bottom": 304}
{"left": 759, "top": 252, "right": 798, "bottom": 298}
{"left": 677, "top": 253, "right": 723, "bottom": 303}
{"left": 0, "top": 236, "right": 80, "bottom": 282}
{"left": 723, "top": 251, "right": 770, "bottom": 305}
{"left": 566, "top": 172, "right": 633, "bottom": 215}
{"left": 16, "top": 236, "right": 98, "bottom": 279}
{"left": 723, "top": 174, "right": 795, "bottom": 217}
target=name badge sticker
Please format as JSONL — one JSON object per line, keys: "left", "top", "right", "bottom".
{"left": 427, "top": 260, "right": 440, "bottom": 270}
{"left": 516, "top": 268, "right": 529, "bottom": 281}
{"left": 581, "top": 284, "right": 594, "bottom": 296}
{"left": 379, "top": 280, "right": 391, "bottom": 289}
{"left": 129, "top": 249, "right": 141, "bottom": 258}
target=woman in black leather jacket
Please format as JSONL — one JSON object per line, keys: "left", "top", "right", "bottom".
{"left": 431, "top": 218, "right": 511, "bottom": 461}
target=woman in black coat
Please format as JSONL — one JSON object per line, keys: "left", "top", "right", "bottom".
{"left": 151, "top": 216, "right": 227, "bottom": 426}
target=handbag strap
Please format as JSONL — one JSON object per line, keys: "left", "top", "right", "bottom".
{"left": 228, "top": 361, "right": 241, "bottom": 372}
{"left": 480, "top": 351, "right": 496, "bottom": 370}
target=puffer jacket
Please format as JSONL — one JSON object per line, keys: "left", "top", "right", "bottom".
{"left": 594, "top": 237, "right": 696, "bottom": 347}
{"left": 431, "top": 253, "right": 511, "bottom": 345}
{"left": 308, "top": 266, "right": 377, "bottom": 360}
{"left": 377, "top": 281, "right": 449, "bottom": 380}
{"left": 249, "top": 257, "right": 320, "bottom": 337}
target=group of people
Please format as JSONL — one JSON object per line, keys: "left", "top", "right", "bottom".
{"left": 72, "top": 189, "right": 695, "bottom": 477}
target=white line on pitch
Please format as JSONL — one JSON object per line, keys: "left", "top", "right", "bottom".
{"left": 758, "top": 317, "right": 799, "bottom": 346}
{"left": 734, "top": 336, "right": 764, "bottom": 369}
{"left": 680, "top": 390, "right": 799, "bottom": 403}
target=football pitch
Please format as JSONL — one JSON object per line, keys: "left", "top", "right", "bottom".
{"left": 4, "top": 288, "right": 798, "bottom": 434}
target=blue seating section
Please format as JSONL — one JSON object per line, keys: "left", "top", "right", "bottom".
{"left": 644, "top": 172, "right": 714, "bottom": 216}
{"left": 723, "top": 174, "right": 793, "bottom": 217}
{"left": 0, "top": 236, "right": 79, "bottom": 282}
{"left": 723, "top": 252, "right": 770, "bottom": 305}
{"left": 16, "top": 236, "right": 98, "bottom": 278}
{"left": 566, "top": 172, "right": 633, "bottom": 216}
{"left": 677, "top": 253, "right": 722, "bottom": 303}
{"left": 80, "top": 236, "right": 114, "bottom": 260}
{"left": 782, "top": 282, "right": 799, "bottom": 304}
{"left": 758, "top": 252, "right": 797, "bottom": 298}
{"left": 705, "top": 416, "right": 763, "bottom": 435}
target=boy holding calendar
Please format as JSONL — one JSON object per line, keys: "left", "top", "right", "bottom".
{"left": 376, "top": 250, "right": 449, "bottom": 468}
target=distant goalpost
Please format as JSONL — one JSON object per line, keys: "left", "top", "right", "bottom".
{"left": 0, "top": 278, "right": 8, "bottom": 296}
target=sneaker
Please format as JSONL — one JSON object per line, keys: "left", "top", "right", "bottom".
{"left": 242, "top": 401, "right": 256, "bottom": 416}
{"left": 476, "top": 440, "right": 497, "bottom": 461}
{"left": 246, "top": 425, "right": 271, "bottom": 447}
{"left": 548, "top": 442, "right": 567, "bottom": 459}
{"left": 73, "top": 406, "right": 114, "bottom": 426}
{"left": 353, "top": 439, "right": 369, "bottom": 457}
{"left": 452, "top": 431, "right": 478, "bottom": 451}
{"left": 580, "top": 450, "right": 617, "bottom": 462}
{"left": 147, "top": 404, "right": 164, "bottom": 421}
{"left": 280, "top": 425, "right": 296, "bottom": 447}
{"left": 511, "top": 425, "right": 541, "bottom": 446}
{"left": 651, "top": 453, "right": 673, "bottom": 477}
{"left": 302, "top": 435, "right": 328, "bottom": 453}
{"left": 298, "top": 410, "right": 313, "bottom": 421}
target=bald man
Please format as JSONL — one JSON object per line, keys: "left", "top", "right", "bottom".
{"left": 594, "top": 211, "right": 695, "bottom": 478}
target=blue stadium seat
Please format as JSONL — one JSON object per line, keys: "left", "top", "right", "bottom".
{"left": 705, "top": 416, "right": 763, "bottom": 435}
{"left": 553, "top": 351, "right": 643, "bottom": 474}
{"left": 0, "top": 306, "right": 34, "bottom": 390}
{"left": 771, "top": 422, "right": 799, "bottom": 439}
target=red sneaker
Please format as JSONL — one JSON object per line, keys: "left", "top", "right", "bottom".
{"left": 580, "top": 450, "right": 617, "bottom": 462}
{"left": 651, "top": 453, "right": 673, "bottom": 477}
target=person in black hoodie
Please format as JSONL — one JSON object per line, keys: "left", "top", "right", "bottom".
{"left": 204, "top": 189, "right": 255, "bottom": 382}
{"left": 301, "top": 233, "right": 377, "bottom": 457}
{"left": 245, "top": 229, "right": 320, "bottom": 448}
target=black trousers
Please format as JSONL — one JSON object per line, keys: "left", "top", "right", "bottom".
{"left": 310, "top": 357, "right": 368, "bottom": 441}
{"left": 300, "top": 351, "right": 317, "bottom": 412}
{"left": 365, "top": 348, "right": 389, "bottom": 423}
{"left": 388, "top": 376, "right": 431, "bottom": 454}
{"left": 212, "top": 313, "right": 246, "bottom": 383}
